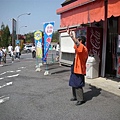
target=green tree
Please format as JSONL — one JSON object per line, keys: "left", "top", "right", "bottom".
{"left": 25, "top": 32, "right": 34, "bottom": 43}
{"left": 23, "top": 30, "right": 59, "bottom": 44}
{"left": 0, "top": 23, "right": 11, "bottom": 47}
{"left": 52, "top": 31, "right": 59, "bottom": 42}
{"left": 0, "top": 23, "right": 5, "bottom": 47}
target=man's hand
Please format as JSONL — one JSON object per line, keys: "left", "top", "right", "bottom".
{"left": 67, "top": 26, "right": 73, "bottom": 37}
{"left": 67, "top": 26, "right": 70, "bottom": 35}
{"left": 67, "top": 26, "right": 79, "bottom": 45}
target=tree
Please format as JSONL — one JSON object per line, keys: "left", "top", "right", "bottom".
{"left": 25, "top": 32, "right": 34, "bottom": 43}
{"left": 4, "top": 25, "right": 11, "bottom": 46}
{"left": 20, "top": 30, "right": 59, "bottom": 45}
{"left": 0, "top": 23, "right": 5, "bottom": 47}
{"left": 52, "top": 31, "right": 59, "bottom": 42}
{"left": 0, "top": 23, "right": 11, "bottom": 47}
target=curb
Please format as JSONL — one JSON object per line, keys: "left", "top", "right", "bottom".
{"left": 85, "top": 77, "right": 120, "bottom": 96}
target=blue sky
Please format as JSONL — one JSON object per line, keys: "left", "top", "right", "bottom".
{"left": 0, "top": 0, "right": 64, "bottom": 34}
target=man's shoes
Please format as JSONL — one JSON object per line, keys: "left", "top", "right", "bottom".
{"left": 75, "top": 101, "right": 85, "bottom": 106}
{"left": 70, "top": 98, "right": 77, "bottom": 101}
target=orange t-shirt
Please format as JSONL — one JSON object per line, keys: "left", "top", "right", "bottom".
{"left": 73, "top": 43, "right": 88, "bottom": 74}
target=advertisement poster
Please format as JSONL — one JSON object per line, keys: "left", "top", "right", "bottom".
{"left": 87, "top": 27, "right": 103, "bottom": 59}
{"left": 34, "top": 30, "right": 43, "bottom": 58}
{"left": 42, "top": 22, "right": 54, "bottom": 62}
{"left": 75, "top": 27, "right": 103, "bottom": 59}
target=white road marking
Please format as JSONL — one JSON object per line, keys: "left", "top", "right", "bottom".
{"left": 0, "top": 72, "right": 7, "bottom": 75}
{"left": 0, "top": 96, "right": 10, "bottom": 104}
{"left": 16, "top": 70, "right": 21, "bottom": 72}
{"left": 0, "top": 71, "right": 14, "bottom": 76}
{"left": 0, "top": 82, "right": 13, "bottom": 88}
{"left": 7, "top": 71, "right": 14, "bottom": 73}
{"left": 0, "top": 68, "right": 20, "bottom": 80}
{"left": 7, "top": 74, "right": 19, "bottom": 78}
{"left": 0, "top": 77, "right": 4, "bottom": 80}
{"left": 19, "top": 66, "right": 26, "bottom": 69}
{"left": 0, "top": 95, "right": 5, "bottom": 99}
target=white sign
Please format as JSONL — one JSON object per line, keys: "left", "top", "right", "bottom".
{"left": 45, "top": 23, "right": 53, "bottom": 36}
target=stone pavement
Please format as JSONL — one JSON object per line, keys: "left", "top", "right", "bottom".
{"left": 85, "top": 77, "right": 120, "bottom": 96}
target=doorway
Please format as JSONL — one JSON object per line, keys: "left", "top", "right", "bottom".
{"left": 105, "top": 17, "right": 118, "bottom": 77}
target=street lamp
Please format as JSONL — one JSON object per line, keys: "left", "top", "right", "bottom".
{"left": 19, "top": 26, "right": 27, "bottom": 34}
{"left": 17, "top": 13, "right": 31, "bottom": 40}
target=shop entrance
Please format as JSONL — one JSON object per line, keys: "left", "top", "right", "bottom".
{"left": 105, "top": 17, "right": 118, "bottom": 77}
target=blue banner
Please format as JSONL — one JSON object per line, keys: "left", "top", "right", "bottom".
{"left": 42, "top": 22, "right": 54, "bottom": 62}
{"left": 34, "top": 30, "right": 43, "bottom": 58}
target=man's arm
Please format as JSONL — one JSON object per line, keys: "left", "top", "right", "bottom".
{"left": 67, "top": 27, "right": 80, "bottom": 46}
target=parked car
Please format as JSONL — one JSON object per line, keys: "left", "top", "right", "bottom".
{"left": 23, "top": 44, "right": 32, "bottom": 53}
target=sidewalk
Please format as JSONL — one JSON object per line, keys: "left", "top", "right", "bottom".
{"left": 85, "top": 77, "right": 120, "bottom": 96}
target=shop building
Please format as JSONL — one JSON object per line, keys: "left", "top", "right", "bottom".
{"left": 56, "top": 0, "right": 120, "bottom": 78}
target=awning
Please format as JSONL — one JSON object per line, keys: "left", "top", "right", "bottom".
{"left": 108, "top": 0, "right": 120, "bottom": 18}
{"left": 56, "top": 0, "right": 104, "bottom": 28}
{"left": 57, "top": 0, "right": 96, "bottom": 14}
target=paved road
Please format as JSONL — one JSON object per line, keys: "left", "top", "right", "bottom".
{"left": 0, "top": 53, "right": 120, "bottom": 120}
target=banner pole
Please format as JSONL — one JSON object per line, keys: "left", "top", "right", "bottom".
{"left": 44, "top": 58, "right": 49, "bottom": 75}
{"left": 35, "top": 57, "right": 41, "bottom": 72}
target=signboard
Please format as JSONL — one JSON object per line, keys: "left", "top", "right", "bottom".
{"left": 75, "top": 27, "right": 103, "bottom": 59}
{"left": 34, "top": 30, "right": 43, "bottom": 58}
{"left": 42, "top": 22, "right": 54, "bottom": 62}
{"left": 15, "top": 40, "right": 20, "bottom": 45}
{"left": 87, "top": 27, "right": 103, "bottom": 59}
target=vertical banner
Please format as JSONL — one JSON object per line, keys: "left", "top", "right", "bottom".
{"left": 42, "top": 22, "right": 54, "bottom": 62}
{"left": 34, "top": 30, "right": 43, "bottom": 58}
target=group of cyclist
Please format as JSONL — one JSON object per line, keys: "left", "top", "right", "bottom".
{"left": 0, "top": 44, "right": 20, "bottom": 64}
{"left": 0, "top": 47, "right": 7, "bottom": 64}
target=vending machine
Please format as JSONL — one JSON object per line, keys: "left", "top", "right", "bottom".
{"left": 75, "top": 27, "right": 103, "bottom": 61}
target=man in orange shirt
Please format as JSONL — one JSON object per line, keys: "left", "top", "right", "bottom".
{"left": 67, "top": 28, "right": 88, "bottom": 105}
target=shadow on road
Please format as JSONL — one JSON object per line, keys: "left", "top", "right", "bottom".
{"left": 51, "top": 69, "right": 70, "bottom": 74}
{"left": 84, "top": 84, "right": 102, "bottom": 102}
